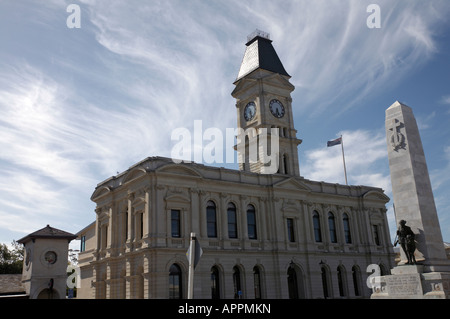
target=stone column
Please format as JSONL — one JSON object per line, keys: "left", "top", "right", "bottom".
{"left": 143, "top": 186, "right": 151, "bottom": 242}
{"left": 385, "top": 101, "right": 449, "bottom": 271}
{"left": 106, "top": 206, "right": 113, "bottom": 256}
{"left": 126, "top": 192, "right": 134, "bottom": 252}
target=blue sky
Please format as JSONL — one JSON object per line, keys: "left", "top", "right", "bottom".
{"left": 1, "top": 0, "right": 450, "bottom": 250}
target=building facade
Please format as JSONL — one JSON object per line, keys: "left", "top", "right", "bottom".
{"left": 77, "top": 31, "right": 395, "bottom": 299}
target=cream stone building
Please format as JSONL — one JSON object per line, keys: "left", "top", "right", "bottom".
{"left": 77, "top": 31, "right": 395, "bottom": 299}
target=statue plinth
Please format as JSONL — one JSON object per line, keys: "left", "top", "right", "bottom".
{"left": 371, "top": 265, "right": 450, "bottom": 299}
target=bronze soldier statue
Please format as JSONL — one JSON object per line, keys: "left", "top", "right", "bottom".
{"left": 394, "top": 220, "right": 417, "bottom": 265}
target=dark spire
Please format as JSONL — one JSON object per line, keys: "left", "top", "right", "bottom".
{"left": 235, "top": 30, "right": 290, "bottom": 82}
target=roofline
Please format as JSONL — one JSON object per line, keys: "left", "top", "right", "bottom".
{"left": 75, "top": 220, "right": 96, "bottom": 237}
{"left": 17, "top": 225, "right": 77, "bottom": 244}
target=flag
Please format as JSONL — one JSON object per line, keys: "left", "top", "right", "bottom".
{"left": 327, "top": 137, "right": 342, "bottom": 147}
{"left": 326, "top": 135, "right": 348, "bottom": 185}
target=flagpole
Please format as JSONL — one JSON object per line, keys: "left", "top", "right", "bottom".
{"left": 340, "top": 135, "right": 348, "bottom": 185}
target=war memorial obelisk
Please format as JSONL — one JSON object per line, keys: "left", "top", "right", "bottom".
{"left": 371, "top": 101, "right": 450, "bottom": 299}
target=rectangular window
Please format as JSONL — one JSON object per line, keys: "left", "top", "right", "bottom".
{"left": 80, "top": 235, "right": 86, "bottom": 252}
{"left": 287, "top": 218, "right": 295, "bottom": 242}
{"left": 124, "top": 211, "right": 128, "bottom": 243}
{"left": 171, "top": 210, "right": 181, "bottom": 238}
{"left": 140, "top": 212, "right": 144, "bottom": 239}
{"left": 102, "top": 225, "right": 108, "bottom": 249}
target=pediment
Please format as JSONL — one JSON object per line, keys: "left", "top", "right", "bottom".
{"left": 91, "top": 186, "right": 112, "bottom": 201}
{"left": 273, "top": 177, "right": 311, "bottom": 191}
{"left": 363, "top": 190, "right": 390, "bottom": 202}
{"left": 261, "top": 73, "right": 295, "bottom": 91}
{"left": 122, "top": 167, "right": 147, "bottom": 184}
{"left": 157, "top": 163, "right": 202, "bottom": 178}
{"left": 231, "top": 77, "right": 258, "bottom": 98}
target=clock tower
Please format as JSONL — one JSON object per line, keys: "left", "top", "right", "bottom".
{"left": 232, "top": 30, "right": 302, "bottom": 176}
{"left": 18, "top": 224, "right": 77, "bottom": 299}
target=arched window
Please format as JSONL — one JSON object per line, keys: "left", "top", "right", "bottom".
{"left": 313, "top": 211, "right": 322, "bottom": 242}
{"left": 169, "top": 264, "right": 182, "bottom": 299}
{"left": 211, "top": 266, "right": 220, "bottom": 299}
{"left": 287, "top": 265, "right": 299, "bottom": 299}
{"left": 328, "top": 212, "right": 337, "bottom": 243}
{"left": 343, "top": 213, "right": 352, "bottom": 244}
{"left": 233, "top": 266, "right": 242, "bottom": 299}
{"left": 136, "top": 266, "right": 144, "bottom": 299}
{"left": 253, "top": 266, "right": 262, "bottom": 299}
{"left": 321, "top": 266, "right": 330, "bottom": 299}
{"left": 247, "top": 205, "right": 257, "bottom": 239}
{"left": 207, "top": 201, "right": 217, "bottom": 238}
{"left": 337, "top": 265, "right": 347, "bottom": 297}
{"left": 227, "top": 203, "right": 237, "bottom": 239}
{"left": 352, "top": 266, "right": 361, "bottom": 296}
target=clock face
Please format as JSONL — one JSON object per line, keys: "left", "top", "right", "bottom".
{"left": 44, "top": 251, "right": 57, "bottom": 265}
{"left": 244, "top": 101, "right": 256, "bottom": 121}
{"left": 269, "top": 99, "right": 285, "bottom": 118}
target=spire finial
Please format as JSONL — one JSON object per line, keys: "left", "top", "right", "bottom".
{"left": 247, "top": 29, "right": 270, "bottom": 42}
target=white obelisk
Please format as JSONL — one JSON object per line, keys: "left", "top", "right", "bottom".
{"left": 386, "top": 101, "right": 449, "bottom": 272}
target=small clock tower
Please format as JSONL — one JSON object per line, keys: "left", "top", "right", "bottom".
{"left": 18, "top": 224, "right": 77, "bottom": 299}
{"left": 232, "top": 30, "right": 302, "bottom": 176}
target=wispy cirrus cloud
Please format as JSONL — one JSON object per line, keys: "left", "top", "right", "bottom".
{"left": 255, "top": 0, "right": 446, "bottom": 117}
{"left": 1, "top": 0, "right": 449, "bottom": 243}
{"left": 440, "top": 95, "right": 450, "bottom": 115}
{"left": 78, "top": 0, "right": 450, "bottom": 141}
{"left": 0, "top": 64, "right": 88, "bottom": 235}
{"left": 0, "top": 62, "right": 167, "bottom": 234}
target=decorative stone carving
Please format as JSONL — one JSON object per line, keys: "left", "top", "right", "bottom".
{"left": 387, "top": 118, "right": 405, "bottom": 151}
